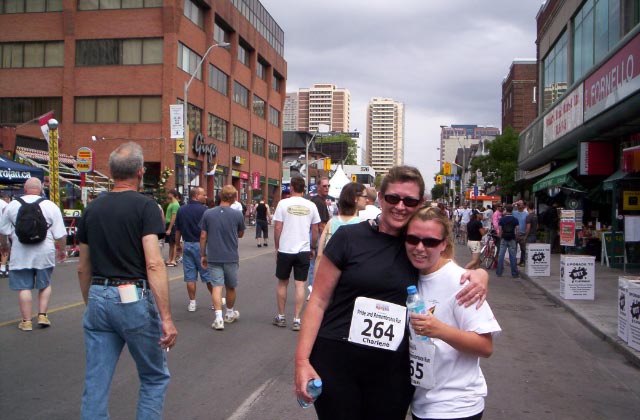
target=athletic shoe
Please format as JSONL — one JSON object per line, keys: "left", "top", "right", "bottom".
{"left": 273, "top": 315, "right": 286, "bottom": 327}
{"left": 176, "top": 256, "right": 183, "bottom": 264}
{"left": 257, "top": 244, "right": 262, "bottom": 247}
{"left": 212, "top": 319, "right": 224, "bottom": 330}
{"left": 18, "top": 320, "right": 32, "bottom": 331}
{"left": 188, "top": 301, "right": 197, "bottom": 312}
{"left": 0, "top": 270, "right": 7, "bottom": 277}
{"left": 263, "top": 242, "right": 268, "bottom": 246}
{"left": 37, "top": 314, "right": 51, "bottom": 327}
{"left": 224, "top": 310, "right": 240, "bottom": 323}
{"left": 292, "top": 319, "right": 301, "bottom": 331}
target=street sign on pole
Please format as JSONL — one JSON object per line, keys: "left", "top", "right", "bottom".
{"left": 170, "top": 104, "right": 184, "bottom": 139}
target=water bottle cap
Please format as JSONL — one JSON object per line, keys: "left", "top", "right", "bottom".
{"left": 407, "top": 285, "right": 417, "bottom": 294}
{"left": 312, "top": 379, "right": 322, "bottom": 387}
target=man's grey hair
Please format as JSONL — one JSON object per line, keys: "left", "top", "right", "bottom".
{"left": 109, "top": 142, "right": 144, "bottom": 181}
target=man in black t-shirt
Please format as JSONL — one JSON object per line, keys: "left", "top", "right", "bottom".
{"left": 254, "top": 199, "right": 271, "bottom": 247}
{"left": 496, "top": 204, "right": 520, "bottom": 278}
{"left": 77, "top": 142, "right": 177, "bottom": 419}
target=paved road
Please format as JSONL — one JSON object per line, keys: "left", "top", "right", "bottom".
{"left": 1, "top": 228, "right": 639, "bottom": 419}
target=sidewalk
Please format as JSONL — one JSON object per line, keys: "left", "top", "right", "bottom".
{"left": 516, "top": 250, "right": 640, "bottom": 368}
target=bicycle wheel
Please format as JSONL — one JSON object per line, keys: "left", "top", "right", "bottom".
{"left": 482, "top": 241, "right": 497, "bottom": 269}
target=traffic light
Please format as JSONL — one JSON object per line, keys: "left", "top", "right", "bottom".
{"left": 323, "top": 158, "right": 332, "bottom": 171}
{"left": 436, "top": 175, "right": 443, "bottom": 184}
{"left": 351, "top": 175, "right": 357, "bottom": 182}
{"left": 443, "top": 162, "right": 451, "bottom": 175}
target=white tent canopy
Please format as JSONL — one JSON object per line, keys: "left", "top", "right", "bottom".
{"left": 328, "top": 165, "right": 351, "bottom": 198}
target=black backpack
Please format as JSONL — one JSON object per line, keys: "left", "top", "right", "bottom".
{"left": 501, "top": 216, "right": 516, "bottom": 240}
{"left": 15, "top": 197, "right": 50, "bottom": 244}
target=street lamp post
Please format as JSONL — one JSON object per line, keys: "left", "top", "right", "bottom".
{"left": 182, "top": 42, "right": 230, "bottom": 202}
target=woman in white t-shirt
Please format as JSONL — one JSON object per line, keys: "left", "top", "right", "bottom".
{"left": 405, "top": 206, "right": 501, "bottom": 420}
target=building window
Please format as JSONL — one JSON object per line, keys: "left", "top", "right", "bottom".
{"left": 238, "top": 44, "right": 249, "bottom": 66}
{"left": 176, "top": 99, "right": 202, "bottom": 133}
{"left": 208, "top": 64, "right": 228, "bottom": 96}
{"left": 268, "top": 142, "right": 279, "bottom": 161}
{"left": 177, "top": 42, "right": 202, "bottom": 80}
{"left": 76, "top": 38, "right": 162, "bottom": 66}
{"left": 183, "top": 0, "right": 204, "bottom": 28}
{"left": 233, "top": 125, "right": 248, "bottom": 150}
{"left": 0, "top": 97, "right": 62, "bottom": 124}
{"left": 252, "top": 135, "right": 265, "bottom": 156}
{"left": 256, "top": 59, "right": 267, "bottom": 80}
{"left": 269, "top": 106, "right": 280, "bottom": 127}
{"left": 208, "top": 113, "right": 228, "bottom": 142}
{"left": 573, "top": 0, "right": 620, "bottom": 81}
{"left": 75, "top": 96, "right": 161, "bottom": 123}
{"left": 78, "top": 0, "right": 162, "bottom": 10}
{"left": 0, "top": 41, "right": 64, "bottom": 68}
{"left": 1, "top": 0, "right": 63, "bottom": 12}
{"left": 214, "top": 20, "right": 231, "bottom": 45}
{"left": 233, "top": 81, "right": 249, "bottom": 108}
{"left": 542, "top": 31, "right": 568, "bottom": 110}
{"left": 272, "top": 71, "right": 283, "bottom": 92}
{"left": 253, "top": 95, "right": 265, "bottom": 119}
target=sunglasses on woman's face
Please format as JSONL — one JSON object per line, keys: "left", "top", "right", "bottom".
{"left": 383, "top": 194, "right": 421, "bottom": 207}
{"left": 405, "top": 234, "right": 445, "bottom": 248}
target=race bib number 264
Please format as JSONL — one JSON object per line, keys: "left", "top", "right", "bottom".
{"left": 348, "top": 297, "right": 406, "bottom": 351}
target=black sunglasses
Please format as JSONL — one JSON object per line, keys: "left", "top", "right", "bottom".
{"left": 383, "top": 194, "right": 421, "bottom": 207}
{"left": 405, "top": 234, "right": 445, "bottom": 248}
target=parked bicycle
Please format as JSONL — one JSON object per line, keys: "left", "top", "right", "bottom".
{"left": 480, "top": 227, "right": 498, "bottom": 269}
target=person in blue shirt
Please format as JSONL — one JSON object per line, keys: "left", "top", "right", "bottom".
{"left": 512, "top": 201, "right": 528, "bottom": 267}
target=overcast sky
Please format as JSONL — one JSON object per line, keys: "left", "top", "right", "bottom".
{"left": 260, "top": 0, "right": 544, "bottom": 191}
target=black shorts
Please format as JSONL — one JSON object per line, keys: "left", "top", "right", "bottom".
{"left": 255, "top": 220, "right": 269, "bottom": 239}
{"left": 275, "top": 251, "right": 310, "bottom": 281}
{"left": 165, "top": 223, "right": 177, "bottom": 244}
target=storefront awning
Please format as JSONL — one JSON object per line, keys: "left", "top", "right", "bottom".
{"left": 603, "top": 169, "right": 640, "bottom": 191}
{"left": 532, "top": 161, "right": 583, "bottom": 193}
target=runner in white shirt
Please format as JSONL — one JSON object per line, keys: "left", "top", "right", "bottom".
{"left": 405, "top": 206, "right": 501, "bottom": 420}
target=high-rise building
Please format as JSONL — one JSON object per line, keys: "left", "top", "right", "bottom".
{"left": 366, "top": 97, "right": 404, "bottom": 175}
{"left": 0, "top": 0, "right": 286, "bottom": 206}
{"left": 502, "top": 59, "right": 538, "bottom": 133}
{"left": 283, "top": 92, "right": 298, "bottom": 131}
{"left": 439, "top": 125, "right": 500, "bottom": 170}
{"left": 293, "top": 84, "right": 350, "bottom": 132}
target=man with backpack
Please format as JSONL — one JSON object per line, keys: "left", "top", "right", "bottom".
{"left": 0, "top": 177, "right": 66, "bottom": 331}
{"left": 496, "top": 204, "right": 520, "bottom": 278}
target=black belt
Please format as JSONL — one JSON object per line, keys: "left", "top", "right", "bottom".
{"left": 92, "top": 277, "right": 147, "bottom": 289}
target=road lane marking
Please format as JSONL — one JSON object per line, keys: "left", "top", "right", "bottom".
{"left": 0, "top": 251, "right": 272, "bottom": 328}
{"left": 226, "top": 378, "right": 276, "bottom": 420}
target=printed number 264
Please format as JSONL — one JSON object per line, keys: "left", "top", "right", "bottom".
{"left": 361, "top": 319, "right": 395, "bottom": 341}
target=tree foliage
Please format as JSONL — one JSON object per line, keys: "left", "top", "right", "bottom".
{"left": 316, "top": 134, "right": 357, "bottom": 165}
{"left": 470, "top": 126, "right": 519, "bottom": 196}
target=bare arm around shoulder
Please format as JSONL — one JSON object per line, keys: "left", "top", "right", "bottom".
{"left": 294, "top": 256, "right": 342, "bottom": 403}
{"left": 143, "top": 234, "right": 177, "bottom": 350}
{"left": 457, "top": 268, "right": 489, "bottom": 308}
{"left": 77, "top": 243, "right": 92, "bottom": 304}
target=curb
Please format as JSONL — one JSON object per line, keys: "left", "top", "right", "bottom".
{"left": 519, "top": 271, "right": 640, "bottom": 369}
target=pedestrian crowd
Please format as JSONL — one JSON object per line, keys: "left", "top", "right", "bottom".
{"left": 3, "top": 142, "right": 552, "bottom": 419}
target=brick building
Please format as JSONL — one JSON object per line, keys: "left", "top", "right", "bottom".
{"left": 0, "top": 0, "right": 286, "bottom": 206}
{"left": 501, "top": 59, "right": 538, "bottom": 134}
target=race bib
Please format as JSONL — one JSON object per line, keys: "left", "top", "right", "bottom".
{"left": 409, "top": 335, "right": 436, "bottom": 389}
{"left": 348, "top": 297, "right": 406, "bottom": 351}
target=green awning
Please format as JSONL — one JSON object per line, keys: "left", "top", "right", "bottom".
{"left": 532, "top": 161, "right": 583, "bottom": 193}
{"left": 603, "top": 169, "right": 640, "bottom": 191}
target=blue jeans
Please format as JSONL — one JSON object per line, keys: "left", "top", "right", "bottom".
{"left": 182, "top": 242, "right": 210, "bottom": 282}
{"left": 496, "top": 238, "right": 518, "bottom": 277}
{"left": 81, "top": 285, "right": 170, "bottom": 420}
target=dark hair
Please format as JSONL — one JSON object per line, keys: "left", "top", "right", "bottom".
{"left": 505, "top": 204, "right": 513, "bottom": 213}
{"left": 380, "top": 166, "right": 425, "bottom": 198}
{"left": 290, "top": 176, "right": 305, "bottom": 193}
{"left": 338, "top": 182, "right": 366, "bottom": 216}
{"left": 527, "top": 201, "right": 535, "bottom": 209}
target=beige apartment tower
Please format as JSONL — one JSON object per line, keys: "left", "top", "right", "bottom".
{"left": 294, "top": 84, "right": 350, "bottom": 132}
{"left": 366, "top": 97, "right": 405, "bottom": 175}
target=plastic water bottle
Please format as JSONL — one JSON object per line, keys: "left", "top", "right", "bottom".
{"left": 297, "top": 378, "right": 322, "bottom": 408}
{"left": 407, "top": 285, "right": 429, "bottom": 341}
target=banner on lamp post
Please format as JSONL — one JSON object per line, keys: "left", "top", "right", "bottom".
{"left": 251, "top": 171, "right": 260, "bottom": 190}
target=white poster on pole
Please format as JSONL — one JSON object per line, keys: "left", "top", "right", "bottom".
{"left": 170, "top": 104, "right": 184, "bottom": 139}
